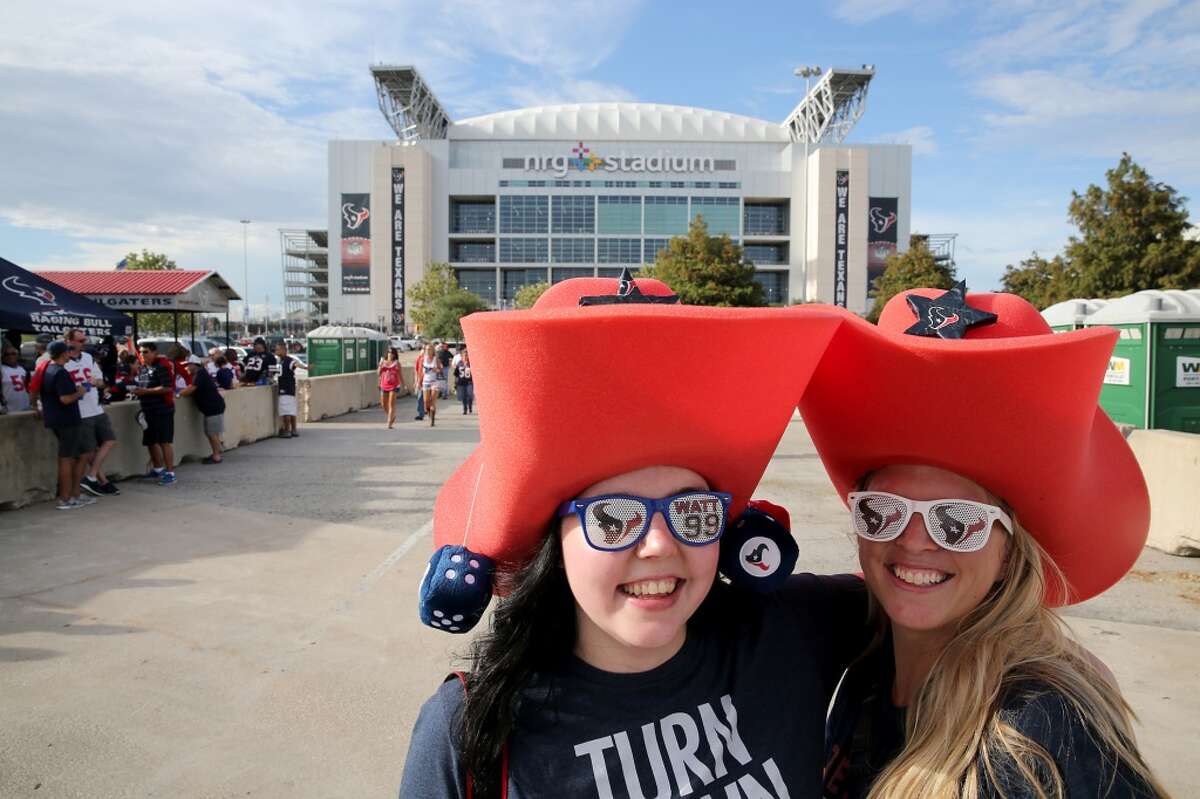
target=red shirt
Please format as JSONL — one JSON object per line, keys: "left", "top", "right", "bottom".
{"left": 28, "top": 358, "right": 50, "bottom": 396}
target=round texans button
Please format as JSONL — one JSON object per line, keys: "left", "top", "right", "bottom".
{"left": 738, "top": 536, "right": 781, "bottom": 578}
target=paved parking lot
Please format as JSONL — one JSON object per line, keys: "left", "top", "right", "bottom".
{"left": 1, "top": 397, "right": 1197, "bottom": 797}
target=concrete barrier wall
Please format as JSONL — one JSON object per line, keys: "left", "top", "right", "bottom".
{"left": 0, "top": 386, "right": 278, "bottom": 510}
{"left": 1127, "top": 429, "right": 1200, "bottom": 556}
{"left": 297, "top": 365, "right": 414, "bottom": 423}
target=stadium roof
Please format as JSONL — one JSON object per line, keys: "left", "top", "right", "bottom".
{"left": 451, "top": 103, "right": 791, "bottom": 143}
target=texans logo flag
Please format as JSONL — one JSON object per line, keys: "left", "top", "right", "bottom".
{"left": 0, "top": 257, "right": 133, "bottom": 337}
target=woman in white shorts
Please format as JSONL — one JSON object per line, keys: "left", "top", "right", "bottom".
{"left": 421, "top": 343, "right": 441, "bottom": 427}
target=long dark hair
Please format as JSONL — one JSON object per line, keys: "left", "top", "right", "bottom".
{"left": 458, "top": 529, "right": 575, "bottom": 798}
{"left": 455, "top": 527, "right": 744, "bottom": 797}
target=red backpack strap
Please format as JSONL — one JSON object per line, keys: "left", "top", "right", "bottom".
{"left": 448, "top": 672, "right": 509, "bottom": 799}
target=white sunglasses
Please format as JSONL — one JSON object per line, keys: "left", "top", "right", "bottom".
{"left": 847, "top": 491, "right": 1014, "bottom": 553}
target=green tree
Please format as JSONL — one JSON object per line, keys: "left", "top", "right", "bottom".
{"left": 867, "top": 237, "right": 956, "bottom": 323}
{"left": 409, "top": 262, "right": 489, "bottom": 339}
{"left": 424, "top": 289, "right": 489, "bottom": 340}
{"left": 514, "top": 281, "right": 550, "bottom": 309}
{"left": 1000, "top": 253, "right": 1079, "bottom": 309}
{"left": 1065, "top": 153, "right": 1200, "bottom": 296}
{"left": 122, "top": 249, "right": 179, "bottom": 336}
{"left": 124, "top": 249, "right": 178, "bottom": 271}
{"left": 639, "top": 216, "right": 765, "bottom": 306}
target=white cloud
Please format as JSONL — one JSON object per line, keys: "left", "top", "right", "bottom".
{"left": 912, "top": 207, "right": 1075, "bottom": 291}
{"left": 872, "top": 126, "right": 937, "bottom": 155}
{"left": 0, "top": 0, "right": 642, "bottom": 301}
{"left": 964, "top": 2, "right": 1200, "bottom": 183}
{"left": 828, "top": 0, "right": 957, "bottom": 24}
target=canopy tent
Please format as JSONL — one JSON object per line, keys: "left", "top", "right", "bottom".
{"left": 37, "top": 268, "right": 240, "bottom": 346}
{"left": 0, "top": 256, "right": 133, "bottom": 338}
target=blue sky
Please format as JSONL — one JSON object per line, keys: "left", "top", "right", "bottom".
{"left": 2, "top": 0, "right": 1197, "bottom": 315}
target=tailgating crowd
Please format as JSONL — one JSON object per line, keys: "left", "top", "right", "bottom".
{"left": 0, "top": 332, "right": 304, "bottom": 510}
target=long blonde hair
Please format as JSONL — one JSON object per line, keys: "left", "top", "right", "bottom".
{"left": 865, "top": 512, "right": 1170, "bottom": 799}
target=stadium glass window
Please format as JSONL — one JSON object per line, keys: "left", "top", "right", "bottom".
{"left": 743, "top": 204, "right": 788, "bottom": 236}
{"left": 597, "top": 238, "right": 642, "bottom": 263}
{"left": 743, "top": 243, "right": 786, "bottom": 265}
{"left": 643, "top": 196, "right": 688, "bottom": 235}
{"left": 451, "top": 241, "right": 496, "bottom": 263}
{"left": 499, "top": 237, "right": 549, "bottom": 263}
{"left": 552, "top": 267, "right": 594, "bottom": 283}
{"left": 456, "top": 269, "right": 497, "bottom": 304}
{"left": 450, "top": 200, "right": 496, "bottom": 234}
{"left": 669, "top": 181, "right": 686, "bottom": 188}
{"left": 597, "top": 267, "right": 625, "bottom": 278}
{"left": 691, "top": 196, "right": 740, "bottom": 237}
{"left": 693, "top": 181, "right": 712, "bottom": 189}
{"left": 552, "top": 196, "right": 595, "bottom": 234}
{"left": 502, "top": 268, "right": 550, "bottom": 300}
{"left": 552, "top": 238, "right": 596, "bottom": 263}
{"left": 752, "top": 271, "right": 788, "bottom": 305}
{"left": 718, "top": 181, "right": 740, "bottom": 189}
{"left": 597, "top": 195, "right": 641, "bottom": 234}
{"left": 499, "top": 196, "right": 549, "bottom": 234}
{"left": 643, "top": 238, "right": 671, "bottom": 263}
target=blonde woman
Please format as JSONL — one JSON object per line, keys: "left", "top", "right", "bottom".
{"left": 801, "top": 284, "right": 1168, "bottom": 799}
{"left": 420, "top": 342, "right": 441, "bottom": 427}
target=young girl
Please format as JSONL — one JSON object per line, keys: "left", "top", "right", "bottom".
{"left": 378, "top": 347, "right": 402, "bottom": 428}
{"left": 800, "top": 285, "right": 1169, "bottom": 798}
{"left": 420, "top": 342, "right": 441, "bottom": 427}
{"left": 401, "top": 275, "right": 863, "bottom": 799}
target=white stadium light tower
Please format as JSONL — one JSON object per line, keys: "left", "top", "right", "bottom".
{"left": 784, "top": 65, "right": 875, "bottom": 145}
{"left": 372, "top": 65, "right": 451, "bottom": 141}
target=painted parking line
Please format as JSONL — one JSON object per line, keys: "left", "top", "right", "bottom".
{"left": 357, "top": 519, "right": 433, "bottom": 594}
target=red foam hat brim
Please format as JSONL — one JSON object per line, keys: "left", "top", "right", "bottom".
{"left": 799, "top": 308, "right": 1149, "bottom": 605}
{"left": 434, "top": 299, "right": 846, "bottom": 569}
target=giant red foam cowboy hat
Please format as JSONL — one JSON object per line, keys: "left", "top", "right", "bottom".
{"left": 799, "top": 283, "right": 1149, "bottom": 605}
{"left": 421, "top": 274, "right": 846, "bottom": 630}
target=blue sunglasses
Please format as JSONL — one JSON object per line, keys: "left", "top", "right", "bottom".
{"left": 557, "top": 491, "right": 733, "bottom": 552}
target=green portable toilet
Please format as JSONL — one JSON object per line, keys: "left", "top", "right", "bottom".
{"left": 305, "top": 326, "right": 347, "bottom": 377}
{"left": 1041, "top": 298, "right": 1107, "bottom": 333}
{"left": 1085, "top": 289, "right": 1200, "bottom": 432}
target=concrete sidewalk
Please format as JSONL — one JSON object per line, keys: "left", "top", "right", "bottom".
{"left": 1, "top": 399, "right": 1197, "bottom": 797}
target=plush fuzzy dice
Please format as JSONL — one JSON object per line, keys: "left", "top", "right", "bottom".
{"left": 718, "top": 499, "right": 798, "bottom": 593}
{"left": 418, "top": 545, "right": 495, "bottom": 633}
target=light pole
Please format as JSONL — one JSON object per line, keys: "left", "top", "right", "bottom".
{"left": 793, "top": 65, "right": 821, "bottom": 302}
{"left": 240, "top": 219, "right": 251, "bottom": 336}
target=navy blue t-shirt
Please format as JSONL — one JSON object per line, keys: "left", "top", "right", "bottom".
{"left": 40, "top": 362, "right": 81, "bottom": 429}
{"left": 400, "top": 574, "right": 866, "bottom": 799}
{"left": 190, "top": 368, "right": 226, "bottom": 417}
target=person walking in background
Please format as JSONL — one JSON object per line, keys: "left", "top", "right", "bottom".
{"left": 1, "top": 344, "right": 30, "bottom": 414}
{"left": 39, "top": 341, "right": 95, "bottom": 510}
{"left": 274, "top": 341, "right": 305, "bottom": 438}
{"left": 132, "top": 341, "right": 176, "bottom": 486}
{"left": 436, "top": 341, "right": 452, "bottom": 399}
{"left": 413, "top": 348, "right": 426, "bottom": 421}
{"left": 378, "top": 346, "right": 402, "bottom": 429}
{"left": 454, "top": 348, "right": 474, "bottom": 414}
{"left": 63, "top": 329, "right": 120, "bottom": 498}
{"left": 180, "top": 355, "right": 226, "bottom": 464}
{"left": 420, "top": 343, "right": 441, "bottom": 427}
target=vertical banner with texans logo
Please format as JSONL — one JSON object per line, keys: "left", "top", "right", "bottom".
{"left": 391, "top": 169, "right": 405, "bottom": 331}
{"left": 867, "top": 197, "right": 898, "bottom": 297}
{"left": 833, "top": 171, "right": 849, "bottom": 307}
{"left": 340, "top": 193, "right": 371, "bottom": 294}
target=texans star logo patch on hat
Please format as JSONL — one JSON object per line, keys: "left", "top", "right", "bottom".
{"left": 904, "top": 281, "right": 997, "bottom": 339}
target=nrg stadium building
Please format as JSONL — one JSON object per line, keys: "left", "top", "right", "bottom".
{"left": 314, "top": 65, "right": 912, "bottom": 330}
